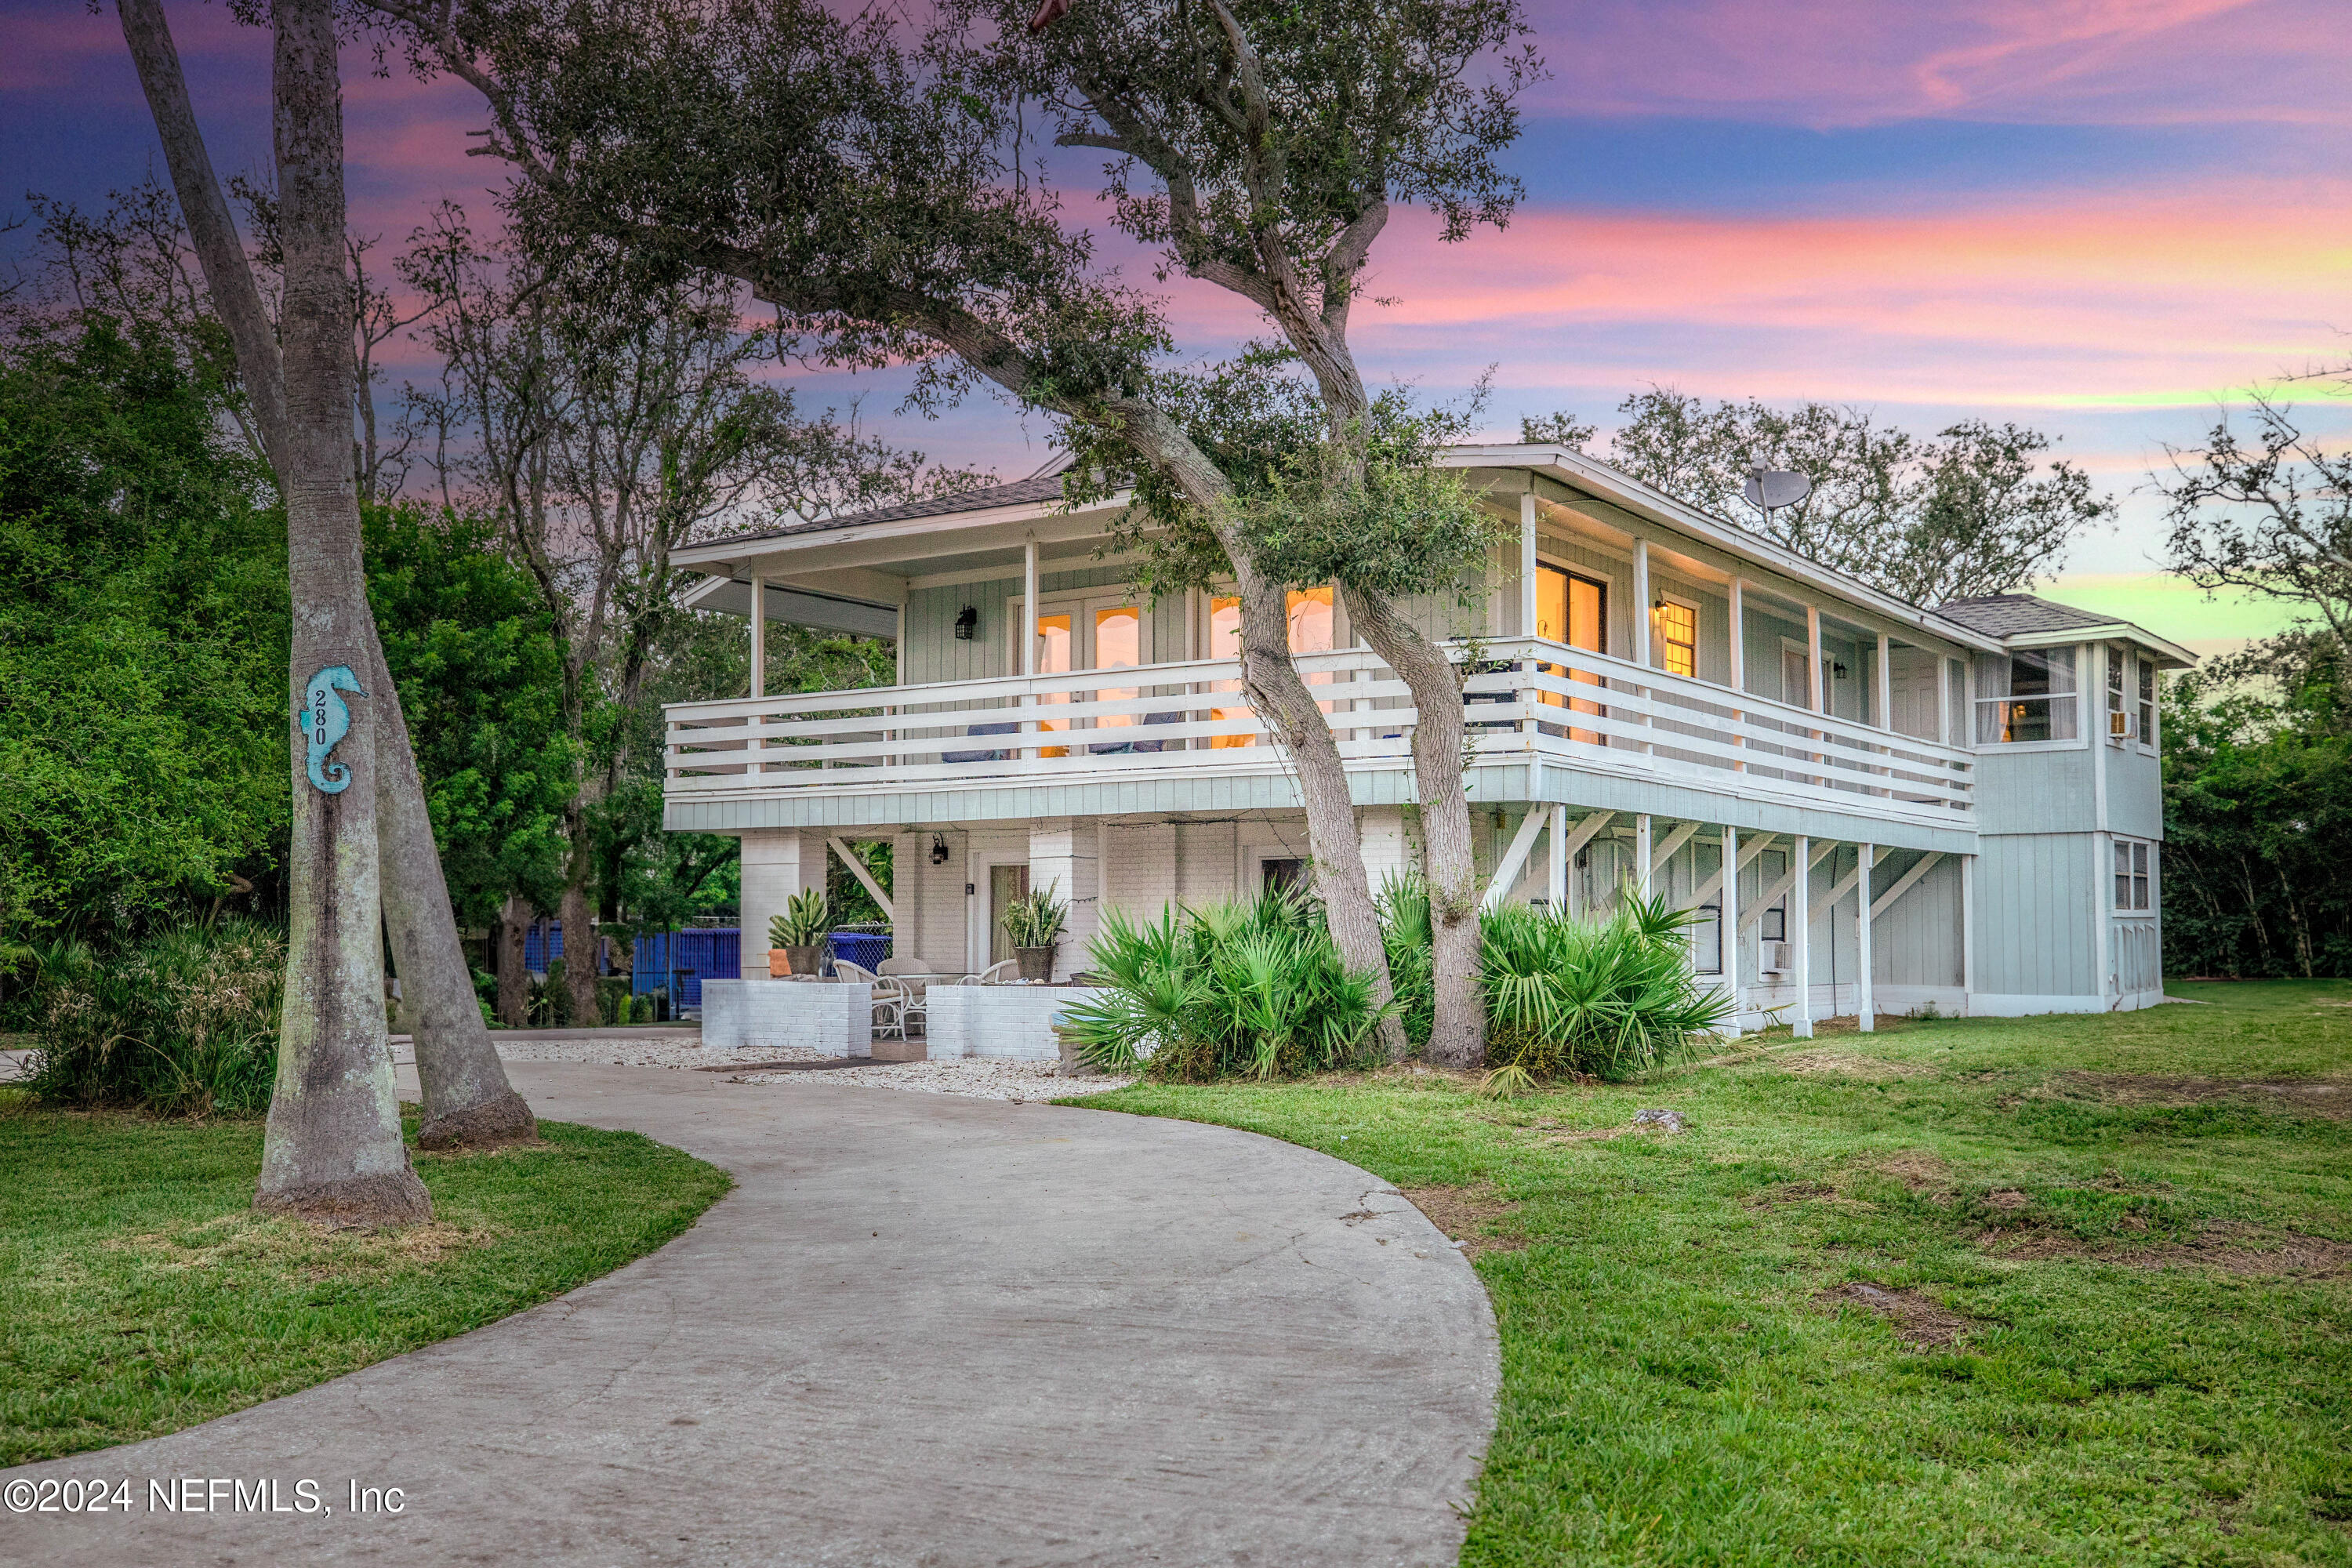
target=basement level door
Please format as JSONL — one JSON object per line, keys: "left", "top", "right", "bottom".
{"left": 989, "top": 864, "right": 1030, "bottom": 966}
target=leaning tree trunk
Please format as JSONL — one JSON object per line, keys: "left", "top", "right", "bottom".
{"left": 558, "top": 836, "right": 601, "bottom": 1026}
{"left": 256, "top": 0, "right": 430, "bottom": 1224}
{"left": 1345, "top": 587, "right": 1486, "bottom": 1070}
{"left": 1230, "top": 563, "right": 1409, "bottom": 1061}
{"left": 1131, "top": 416, "right": 1408, "bottom": 1062}
{"left": 496, "top": 895, "right": 532, "bottom": 1027}
{"left": 365, "top": 628, "right": 536, "bottom": 1148}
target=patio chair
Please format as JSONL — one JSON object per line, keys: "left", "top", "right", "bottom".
{"left": 942, "top": 720, "right": 1019, "bottom": 764}
{"left": 958, "top": 959, "right": 1019, "bottom": 986}
{"left": 830, "top": 958, "right": 909, "bottom": 1040}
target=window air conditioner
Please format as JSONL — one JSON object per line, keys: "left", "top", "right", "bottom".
{"left": 1761, "top": 942, "right": 1793, "bottom": 975}
{"left": 2109, "top": 710, "right": 2136, "bottom": 740}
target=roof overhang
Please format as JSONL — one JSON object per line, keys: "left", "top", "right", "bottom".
{"left": 681, "top": 573, "right": 901, "bottom": 639}
{"left": 673, "top": 492, "right": 1137, "bottom": 577}
{"left": 1444, "top": 445, "right": 2009, "bottom": 656}
{"left": 1998, "top": 624, "right": 2199, "bottom": 669}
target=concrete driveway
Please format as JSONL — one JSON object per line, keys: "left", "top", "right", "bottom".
{"left": 4, "top": 1062, "right": 1498, "bottom": 1567}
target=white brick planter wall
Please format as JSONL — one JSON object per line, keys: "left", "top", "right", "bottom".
{"left": 700, "top": 978, "right": 872, "bottom": 1058}
{"left": 924, "top": 985, "right": 1106, "bottom": 1062}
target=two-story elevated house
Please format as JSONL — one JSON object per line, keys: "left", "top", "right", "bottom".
{"left": 662, "top": 444, "right": 2194, "bottom": 1035}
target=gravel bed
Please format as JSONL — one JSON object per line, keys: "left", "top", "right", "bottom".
{"left": 486, "top": 1036, "right": 794, "bottom": 1071}
{"left": 470, "top": 1033, "right": 1134, "bottom": 1100}
{"left": 732, "top": 1058, "right": 1136, "bottom": 1101}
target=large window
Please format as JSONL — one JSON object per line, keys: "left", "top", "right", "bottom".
{"left": 1206, "top": 586, "right": 1334, "bottom": 749}
{"left": 1975, "top": 648, "right": 2078, "bottom": 743}
{"left": 1535, "top": 563, "right": 1606, "bottom": 743}
{"left": 1653, "top": 597, "right": 1698, "bottom": 677}
{"left": 2114, "top": 840, "right": 2152, "bottom": 912}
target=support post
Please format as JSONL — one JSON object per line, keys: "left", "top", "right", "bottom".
{"left": 1961, "top": 852, "right": 1977, "bottom": 1016}
{"left": 1875, "top": 634, "right": 1892, "bottom": 729}
{"left": 1633, "top": 539, "right": 1653, "bottom": 755}
{"left": 1791, "top": 834, "right": 1813, "bottom": 1038}
{"left": 1729, "top": 578, "right": 1746, "bottom": 771}
{"left": 1938, "top": 654, "right": 1955, "bottom": 746}
{"left": 1721, "top": 824, "right": 1740, "bottom": 1034}
{"left": 1546, "top": 804, "right": 1566, "bottom": 911}
{"left": 1635, "top": 813, "right": 1654, "bottom": 901}
{"left": 1021, "top": 538, "right": 1040, "bottom": 758}
{"left": 1857, "top": 842, "right": 1875, "bottom": 1031}
{"left": 1519, "top": 492, "right": 1539, "bottom": 637}
{"left": 747, "top": 574, "right": 765, "bottom": 775}
{"left": 1806, "top": 604, "right": 1825, "bottom": 785}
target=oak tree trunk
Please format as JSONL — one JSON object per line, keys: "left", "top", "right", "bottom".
{"left": 1345, "top": 587, "right": 1486, "bottom": 1069}
{"left": 255, "top": 0, "right": 429, "bottom": 1224}
{"left": 559, "top": 833, "right": 601, "bottom": 1026}
{"left": 365, "top": 628, "right": 537, "bottom": 1147}
{"left": 496, "top": 895, "right": 532, "bottom": 1028}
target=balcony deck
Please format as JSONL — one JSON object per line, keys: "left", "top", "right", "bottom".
{"left": 663, "top": 637, "right": 1976, "bottom": 851}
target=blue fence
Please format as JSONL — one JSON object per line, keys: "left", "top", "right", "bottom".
{"left": 630, "top": 929, "right": 740, "bottom": 1009}
{"left": 517, "top": 924, "right": 890, "bottom": 1010}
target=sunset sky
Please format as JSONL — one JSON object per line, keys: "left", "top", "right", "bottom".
{"left": 7, "top": 0, "right": 2347, "bottom": 651}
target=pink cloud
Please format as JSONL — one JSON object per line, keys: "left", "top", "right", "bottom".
{"left": 1341, "top": 183, "right": 2352, "bottom": 407}
{"left": 1529, "top": 0, "right": 2349, "bottom": 127}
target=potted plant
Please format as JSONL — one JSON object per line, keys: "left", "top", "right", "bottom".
{"left": 1000, "top": 880, "right": 1068, "bottom": 982}
{"left": 768, "top": 888, "right": 829, "bottom": 978}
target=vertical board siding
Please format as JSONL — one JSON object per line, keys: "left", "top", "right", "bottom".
{"left": 1973, "top": 833, "right": 2094, "bottom": 997}
{"left": 1873, "top": 850, "right": 1962, "bottom": 987}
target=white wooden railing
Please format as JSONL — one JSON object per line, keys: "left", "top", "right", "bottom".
{"left": 664, "top": 636, "right": 1973, "bottom": 823}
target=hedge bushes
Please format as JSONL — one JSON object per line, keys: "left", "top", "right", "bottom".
{"left": 1065, "top": 877, "right": 1730, "bottom": 1083}
{"left": 23, "top": 919, "right": 284, "bottom": 1115}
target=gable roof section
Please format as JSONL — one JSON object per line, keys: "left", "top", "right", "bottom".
{"left": 1933, "top": 594, "right": 2111, "bottom": 637}
{"left": 1935, "top": 593, "right": 2196, "bottom": 667}
{"left": 700, "top": 470, "right": 1075, "bottom": 550}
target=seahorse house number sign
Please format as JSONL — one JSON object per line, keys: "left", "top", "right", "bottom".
{"left": 299, "top": 665, "right": 365, "bottom": 795}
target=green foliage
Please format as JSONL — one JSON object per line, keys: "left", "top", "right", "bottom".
{"left": 1225, "top": 399, "right": 1508, "bottom": 602}
{"left": 1377, "top": 874, "right": 1731, "bottom": 1076}
{"left": 1479, "top": 894, "right": 1735, "bottom": 1080}
{"left": 365, "top": 503, "right": 575, "bottom": 926}
{"left": 1, "top": 1108, "right": 728, "bottom": 1465}
{"left": 1377, "top": 871, "right": 1437, "bottom": 1049}
{"left": 1540, "top": 389, "right": 2111, "bottom": 606}
{"left": 768, "top": 888, "right": 829, "bottom": 949}
{"left": 1083, "top": 982, "right": 2352, "bottom": 1566}
{"left": 1060, "top": 890, "right": 1387, "bottom": 1080}
{"left": 23, "top": 919, "right": 284, "bottom": 1116}
{"left": 2161, "top": 669, "right": 2352, "bottom": 976}
{"left": 1001, "top": 880, "right": 1069, "bottom": 948}
{"left": 0, "top": 318, "right": 288, "bottom": 935}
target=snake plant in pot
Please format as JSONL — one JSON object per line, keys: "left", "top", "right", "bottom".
{"left": 768, "top": 888, "right": 829, "bottom": 977}
{"left": 1001, "top": 880, "right": 1069, "bottom": 981}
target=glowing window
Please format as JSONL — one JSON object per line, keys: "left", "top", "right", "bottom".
{"left": 1654, "top": 599, "right": 1697, "bottom": 677}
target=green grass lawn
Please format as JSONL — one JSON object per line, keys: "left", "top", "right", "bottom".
{"left": 1082, "top": 981, "right": 2352, "bottom": 1566}
{"left": 0, "top": 1103, "right": 729, "bottom": 1466}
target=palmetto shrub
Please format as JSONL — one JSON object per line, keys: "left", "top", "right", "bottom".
{"left": 1370, "top": 874, "right": 1733, "bottom": 1080}
{"left": 1059, "top": 889, "right": 1387, "bottom": 1080}
{"left": 1479, "top": 894, "right": 1735, "bottom": 1080}
{"left": 24, "top": 919, "right": 285, "bottom": 1115}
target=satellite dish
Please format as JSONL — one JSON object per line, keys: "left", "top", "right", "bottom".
{"left": 1743, "top": 467, "right": 1812, "bottom": 513}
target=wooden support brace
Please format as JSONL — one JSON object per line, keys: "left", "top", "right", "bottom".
{"left": 1740, "top": 840, "right": 1836, "bottom": 935}
{"left": 1483, "top": 807, "right": 1551, "bottom": 909}
{"left": 826, "top": 834, "right": 895, "bottom": 922}
{"left": 1650, "top": 820, "right": 1700, "bottom": 877}
{"left": 1869, "top": 851, "right": 1945, "bottom": 920}
{"left": 1685, "top": 833, "right": 1775, "bottom": 911}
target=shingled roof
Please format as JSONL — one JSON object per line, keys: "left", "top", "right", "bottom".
{"left": 716, "top": 470, "right": 1077, "bottom": 547}
{"left": 1932, "top": 593, "right": 2118, "bottom": 639}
